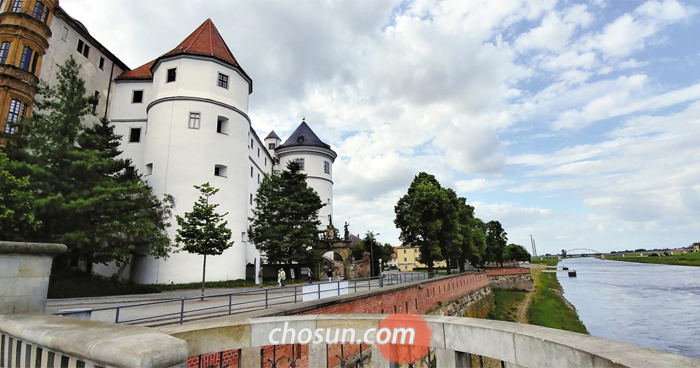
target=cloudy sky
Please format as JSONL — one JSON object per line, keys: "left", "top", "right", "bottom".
{"left": 61, "top": 0, "right": 700, "bottom": 254}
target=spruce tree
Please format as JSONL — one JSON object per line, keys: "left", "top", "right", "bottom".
{"left": 249, "top": 161, "right": 324, "bottom": 265}
{"left": 0, "top": 153, "right": 40, "bottom": 240}
{"left": 175, "top": 183, "right": 233, "bottom": 299}
{"left": 5, "top": 57, "right": 174, "bottom": 273}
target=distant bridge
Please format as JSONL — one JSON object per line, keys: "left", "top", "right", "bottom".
{"left": 564, "top": 248, "right": 605, "bottom": 258}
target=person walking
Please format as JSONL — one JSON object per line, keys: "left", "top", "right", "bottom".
{"left": 280, "top": 268, "right": 286, "bottom": 287}
{"left": 326, "top": 268, "right": 333, "bottom": 282}
{"left": 308, "top": 269, "right": 313, "bottom": 284}
{"left": 277, "top": 268, "right": 283, "bottom": 287}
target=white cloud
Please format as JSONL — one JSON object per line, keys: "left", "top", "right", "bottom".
{"left": 455, "top": 178, "right": 510, "bottom": 193}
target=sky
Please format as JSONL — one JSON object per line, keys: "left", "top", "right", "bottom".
{"left": 59, "top": 0, "right": 700, "bottom": 255}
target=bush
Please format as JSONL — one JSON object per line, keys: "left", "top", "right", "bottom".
{"left": 649, "top": 253, "right": 660, "bottom": 257}
{"left": 48, "top": 267, "right": 159, "bottom": 299}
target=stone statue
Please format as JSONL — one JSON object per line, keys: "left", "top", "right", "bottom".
{"left": 344, "top": 222, "right": 350, "bottom": 241}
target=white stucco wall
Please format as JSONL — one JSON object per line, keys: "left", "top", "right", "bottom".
{"left": 41, "top": 14, "right": 125, "bottom": 127}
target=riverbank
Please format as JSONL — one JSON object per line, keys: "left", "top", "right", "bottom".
{"left": 606, "top": 252, "right": 700, "bottom": 267}
{"left": 489, "top": 262, "right": 588, "bottom": 334}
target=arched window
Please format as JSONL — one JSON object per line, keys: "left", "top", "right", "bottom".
{"left": 19, "top": 46, "right": 33, "bottom": 71}
{"left": 31, "top": 1, "right": 43, "bottom": 19}
{"left": 0, "top": 42, "right": 10, "bottom": 64}
{"left": 5, "top": 99, "right": 27, "bottom": 135}
{"left": 10, "top": 0, "right": 23, "bottom": 12}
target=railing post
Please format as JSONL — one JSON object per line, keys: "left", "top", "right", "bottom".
{"left": 368, "top": 278, "right": 371, "bottom": 290}
{"left": 337, "top": 281, "right": 340, "bottom": 296}
{"left": 294, "top": 286, "right": 298, "bottom": 303}
{"left": 228, "top": 294, "right": 232, "bottom": 315}
{"left": 354, "top": 279, "right": 357, "bottom": 293}
{"left": 114, "top": 307, "right": 120, "bottom": 323}
{"left": 318, "top": 284, "right": 321, "bottom": 300}
{"left": 179, "top": 298, "right": 185, "bottom": 324}
{"left": 265, "top": 289, "right": 269, "bottom": 309}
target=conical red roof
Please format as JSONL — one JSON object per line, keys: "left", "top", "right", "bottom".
{"left": 117, "top": 19, "right": 250, "bottom": 88}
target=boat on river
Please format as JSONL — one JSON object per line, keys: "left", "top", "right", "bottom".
{"left": 568, "top": 270, "right": 577, "bottom": 277}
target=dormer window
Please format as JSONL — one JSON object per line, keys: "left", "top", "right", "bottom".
{"left": 268, "top": 143, "right": 276, "bottom": 149}
{"left": 297, "top": 136, "right": 304, "bottom": 143}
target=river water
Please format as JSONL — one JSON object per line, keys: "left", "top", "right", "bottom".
{"left": 558, "top": 257, "right": 700, "bottom": 359}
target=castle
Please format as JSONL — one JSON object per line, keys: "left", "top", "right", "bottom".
{"left": 0, "top": 1, "right": 336, "bottom": 283}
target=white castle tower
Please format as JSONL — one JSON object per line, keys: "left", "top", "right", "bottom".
{"left": 105, "top": 19, "right": 336, "bottom": 284}
{"left": 274, "top": 119, "right": 337, "bottom": 229}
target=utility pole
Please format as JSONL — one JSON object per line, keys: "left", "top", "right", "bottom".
{"left": 530, "top": 235, "right": 538, "bottom": 257}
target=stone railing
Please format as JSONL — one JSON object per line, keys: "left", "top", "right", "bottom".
{"left": 0, "top": 314, "right": 188, "bottom": 368}
{"left": 160, "top": 314, "right": 700, "bottom": 368}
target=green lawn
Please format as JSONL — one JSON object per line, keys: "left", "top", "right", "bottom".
{"left": 527, "top": 270, "right": 588, "bottom": 334}
{"left": 606, "top": 251, "right": 700, "bottom": 267}
{"left": 489, "top": 290, "right": 527, "bottom": 322}
{"left": 529, "top": 257, "right": 559, "bottom": 266}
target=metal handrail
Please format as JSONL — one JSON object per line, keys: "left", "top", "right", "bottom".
{"left": 54, "top": 271, "right": 479, "bottom": 326}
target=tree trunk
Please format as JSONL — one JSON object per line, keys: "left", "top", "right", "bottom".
{"left": 201, "top": 254, "right": 207, "bottom": 301}
{"left": 85, "top": 255, "right": 93, "bottom": 275}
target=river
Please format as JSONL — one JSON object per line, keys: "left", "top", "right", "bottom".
{"left": 558, "top": 257, "right": 700, "bottom": 359}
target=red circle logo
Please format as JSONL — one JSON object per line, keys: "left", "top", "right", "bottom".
{"left": 376, "top": 314, "right": 432, "bottom": 364}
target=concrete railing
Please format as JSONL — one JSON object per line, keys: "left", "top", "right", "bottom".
{"left": 161, "top": 314, "right": 700, "bottom": 368}
{"left": 0, "top": 314, "right": 188, "bottom": 368}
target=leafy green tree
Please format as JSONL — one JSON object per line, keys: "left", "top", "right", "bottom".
{"left": 249, "top": 161, "right": 324, "bottom": 264}
{"left": 5, "top": 57, "right": 174, "bottom": 273}
{"left": 175, "top": 183, "right": 233, "bottom": 299}
{"left": 395, "top": 172, "right": 446, "bottom": 274}
{"left": 0, "top": 153, "right": 40, "bottom": 240}
{"left": 438, "top": 188, "right": 462, "bottom": 274}
{"left": 354, "top": 231, "right": 394, "bottom": 276}
{"left": 505, "top": 244, "right": 531, "bottom": 262}
{"left": 485, "top": 220, "right": 508, "bottom": 267}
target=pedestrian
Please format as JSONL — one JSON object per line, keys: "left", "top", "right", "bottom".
{"left": 326, "top": 268, "right": 333, "bottom": 282}
{"left": 308, "top": 268, "right": 313, "bottom": 284}
{"left": 258, "top": 266, "right": 263, "bottom": 288}
{"left": 277, "top": 268, "right": 283, "bottom": 287}
{"left": 280, "top": 268, "right": 286, "bottom": 287}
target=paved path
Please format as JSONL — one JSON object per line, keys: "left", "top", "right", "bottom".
{"left": 46, "top": 276, "right": 424, "bottom": 326}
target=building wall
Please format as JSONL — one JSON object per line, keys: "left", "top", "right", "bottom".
{"left": 39, "top": 12, "right": 125, "bottom": 127}
{"left": 397, "top": 247, "right": 447, "bottom": 271}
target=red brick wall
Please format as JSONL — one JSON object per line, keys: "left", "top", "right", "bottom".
{"left": 188, "top": 272, "right": 490, "bottom": 368}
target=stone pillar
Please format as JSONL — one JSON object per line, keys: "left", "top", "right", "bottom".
{"left": 436, "top": 348, "right": 457, "bottom": 368}
{"left": 370, "top": 344, "right": 400, "bottom": 368}
{"left": 308, "top": 343, "right": 328, "bottom": 368}
{"left": 0, "top": 241, "right": 66, "bottom": 314}
{"left": 239, "top": 347, "right": 261, "bottom": 367}
{"left": 455, "top": 351, "right": 472, "bottom": 368}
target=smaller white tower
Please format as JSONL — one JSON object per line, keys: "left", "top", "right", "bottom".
{"left": 276, "top": 119, "right": 336, "bottom": 228}
{"left": 264, "top": 130, "right": 281, "bottom": 170}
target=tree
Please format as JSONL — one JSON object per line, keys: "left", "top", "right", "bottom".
{"left": 175, "top": 183, "right": 233, "bottom": 299}
{"left": 437, "top": 188, "right": 462, "bottom": 274}
{"left": 561, "top": 249, "right": 567, "bottom": 258}
{"left": 5, "top": 57, "right": 174, "bottom": 273}
{"left": 249, "top": 162, "right": 325, "bottom": 265}
{"left": 485, "top": 220, "right": 508, "bottom": 267}
{"left": 395, "top": 172, "right": 446, "bottom": 274}
{"left": 355, "top": 231, "right": 394, "bottom": 276}
{"left": 0, "top": 153, "right": 40, "bottom": 240}
{"left": 505, "top": 244, "right": 531, "bottom": 262}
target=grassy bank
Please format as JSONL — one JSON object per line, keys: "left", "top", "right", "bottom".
{"left": 530, "top": 257, "right": 559, "bottom": 266}
{"left": 527, "top": 268, "right": 588, "bottom": 334}
{"left": 606, "top": 252, "right": 700, "bottom": 267}
{"left": 488, "top": 290, "right": 528, "bottom": 322}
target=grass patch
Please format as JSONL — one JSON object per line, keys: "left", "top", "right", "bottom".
{"left": 529, "top": 257, "right": 559, "bottom": 266}
{"left": 527, "top": 269, "right": 588, "bottom": 334}
{"left": 606, "top": 252, "right": 700, "bottom": 267}
{"left": 49, "top": 268, "right": 159, "bottom": 299}
{"left": 149, "top": 278, "right": 306, "bottom": 292}
{"left": 488, "top": 290, "right": 527, "bottom": 322}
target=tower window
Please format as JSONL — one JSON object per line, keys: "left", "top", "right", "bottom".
{"left": 0, "top": 42, "right": 10, "bottom": 64}
{"left": 250, "top": 166, "right": 253, "bottom": 177}
{"left": 293, "top": 158, "right": 305, "bottom": 170}
{"left": 99, "top": 57, "right": 105, "bottom": 70}
{"left": 132, "top": 90, "right": 143, "bottom": 103}
{"left": 250, "top": 194, "right": 253, "bottom": 205}
{"left": 129, "top": 128, "right": 141, "bottom": 143}
{"left": 257, "top": 148, "right": 260, "bottom": 157}
{"left": 166, "top": 68, "right": 177, "bottom": 83}
{"left": 257, "top": 173, "right": 260, "bottom": 184}
{"left": 4, "top": 99, "right": 25, "bottom": 135}
{"left": 31, "top": 1, "right": 47, "bottom": 22}
{"left": 19, "top": 46, "right": 33, "bottom": 71}
{"left": 268, "top": 143, "right": 275, "bottom": 149}
{"left": 188, "top": 112, "right": 200, "bottom": 129}
{"left": 214, "top": 165, "right": 228, "bottom": 177}
{"left": 10, "top": 0, "right": 23, "bottom": 13}
{"left": 216, "top": 116, "right": 228, "bottom": 134}
{"left": 92, "top": 91, "right": 99, "bottom": 115}
{"left": 324, "top": 161, "right": 330, "bottom": 174}
{"left": 217, "top": 73, "right": 229, "bottom": 89}
{"left": 145, "top": 163, "right": 153, "bottom": 175}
